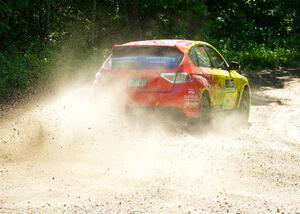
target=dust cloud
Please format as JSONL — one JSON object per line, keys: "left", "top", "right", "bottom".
{"left": 0, "top": 71, "right": 300, "bottom": 213}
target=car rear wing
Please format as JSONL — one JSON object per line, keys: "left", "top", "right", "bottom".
{"left": 112, "top": 44, "right": 185, "bottom": 53}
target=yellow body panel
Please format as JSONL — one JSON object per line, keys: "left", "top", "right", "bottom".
{"left": 186, "top": 41, "right": 250, "bottom": 111}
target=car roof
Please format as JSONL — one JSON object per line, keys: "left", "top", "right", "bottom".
{"left": 114, "top": 39, "right": 210, "bottom": 51}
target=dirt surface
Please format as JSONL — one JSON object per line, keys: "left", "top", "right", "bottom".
{"left": 0, "top": 69, "right": 300, "bottom": 213}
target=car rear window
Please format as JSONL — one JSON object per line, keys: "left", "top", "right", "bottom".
{"left": 109, "top": 47, "right": 183, "bottom": 69}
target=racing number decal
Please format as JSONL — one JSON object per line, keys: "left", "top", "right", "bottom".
{"left": 210, "top": 70, "right": 238, "bottom": 110}
{"left": 225, "top": 79, "right": 235, "bottom": 89}
{"left": 223, "top": 78, "right": 238, "bottom": 109}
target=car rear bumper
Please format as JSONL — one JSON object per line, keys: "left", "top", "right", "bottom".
{"left": 126, "top": 84, "right": 200, "bottom": 118}
{"left": 94, "top": 82, "right": 202, "bottom": 118}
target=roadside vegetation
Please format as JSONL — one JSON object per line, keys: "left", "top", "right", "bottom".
{"left": 0, "top": 0, "right": 299, "bottom": 103}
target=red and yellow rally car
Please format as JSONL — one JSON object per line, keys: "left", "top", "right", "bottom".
{"left": 94, "top": 40, "right": 251, "bottom": 122}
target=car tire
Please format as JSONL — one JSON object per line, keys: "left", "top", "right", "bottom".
{"left": 198, "top": 93, "right": 211, "bottom": 125}
{"left": 238, "top": 88, "right": 250, "bottom": 123}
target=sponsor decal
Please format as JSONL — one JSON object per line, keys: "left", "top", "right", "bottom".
{"left": 187, "top": 89, "right": 196, "bottom": 94}
{"left": 184, "top": 94, "right": 199, "bottom": 108}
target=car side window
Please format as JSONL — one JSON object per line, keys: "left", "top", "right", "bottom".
{"left": 205, "top": 46, "right": 227, "bottom": 70}
{"left": 188, "top": 47, "right": 199, "bottom": 66}
{"left": 194, "top": 46, "right": 211, "bottom": 68}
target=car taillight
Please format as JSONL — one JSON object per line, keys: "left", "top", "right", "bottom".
{"left": 160, "top": 73, "right": 177, "bottom": 83}
{"left": 160, "top": 72, "right": 192, "bottom": 84}
{"left": 175, "top": 72, "right": 192, "bottom": 83}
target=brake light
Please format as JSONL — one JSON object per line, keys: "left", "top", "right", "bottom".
{"left": 160, "top": 72, "right": 192, "bottom": 84}
{"left": 160, "top": 73, "right": 177, "bottom": 83}
{"left": 175, "top": 72, "right": 192, "bottom": 83}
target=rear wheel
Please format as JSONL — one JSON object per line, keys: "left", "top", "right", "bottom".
{"left": 198, "top": 93, "right": 211, "bottom": 124}
{"left": 238, "top": 88, "right": 250, "bottom": 123}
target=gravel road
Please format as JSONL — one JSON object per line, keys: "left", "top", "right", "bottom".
{"left": 0, "top": 69, "right": 300, "bottom": 213}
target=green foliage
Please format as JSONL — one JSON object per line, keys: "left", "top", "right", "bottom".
{"left": 0, "top": 43, "right": 54, "bottom": 102}
{"left": 0, "top": 0, "right": 11, "bottom": 33}
{"left": 223, "top": 46, "right": 298, "bottom": 70}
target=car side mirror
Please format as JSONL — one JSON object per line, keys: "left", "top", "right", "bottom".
{"left": 228, "top": 61, "right": 240, "bottom": 71}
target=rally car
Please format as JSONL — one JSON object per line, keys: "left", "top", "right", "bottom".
{"left": 94, "top": 40, "right": 251, "bottom": 123}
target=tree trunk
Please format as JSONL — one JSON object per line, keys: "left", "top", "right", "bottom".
{"left": 132, "top": 0, "right": 142, "bottom": 39}
{"left": 46, "top": 0, "right": 51, "bottom": 39}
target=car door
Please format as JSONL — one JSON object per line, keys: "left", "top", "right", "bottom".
{"left": 189, "top": 45, "right": 224, "bottom": 110}
{"left": 205, "top": 45, "right": 238, "bottom": 110}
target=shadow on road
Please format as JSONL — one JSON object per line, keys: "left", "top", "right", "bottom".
{"left": 246, "top": 67, "right": 300, "bottom": 89}
{"left": 246, "top": 68, "right": 300, "bottom": 106}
